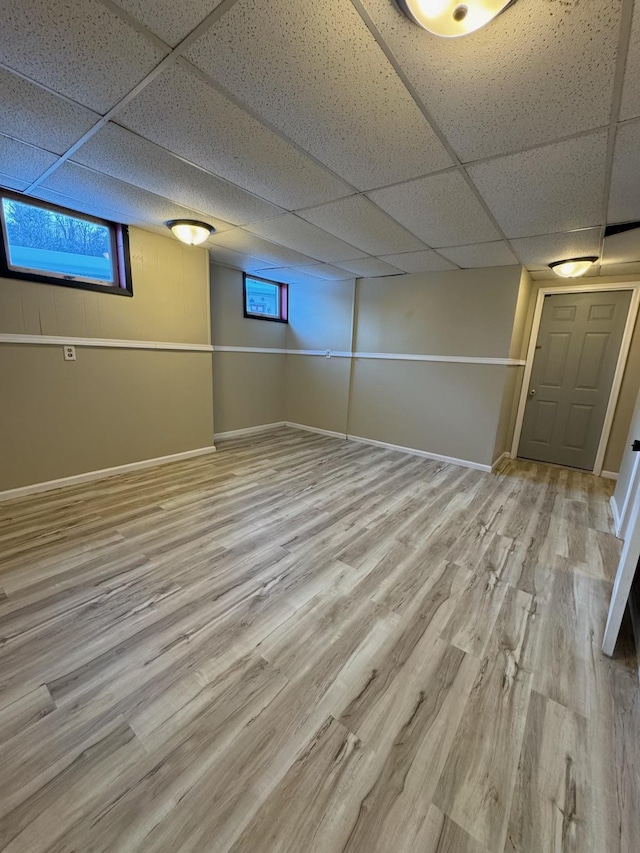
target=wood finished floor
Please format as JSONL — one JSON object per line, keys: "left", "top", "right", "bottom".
{"left": 0, "top": 427, "right": 638, "bottom": 853}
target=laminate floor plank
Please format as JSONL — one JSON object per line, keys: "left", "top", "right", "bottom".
{"left": 441, "top": 567, "right": 509, "bottom": 659}
{"left": 433, "top": 586, "right": 536, "bottom": 852}
{"left": 416, "top": 805, "right": 492, "bottom": 851}
{"left": 0, "top": 429, "right": 636, "bottom": 852}
{"left": 531, "top": 569, "right": 606, "bottom": 719}
{"left": 505, "top": 690, "right": 591, "bottom": 852}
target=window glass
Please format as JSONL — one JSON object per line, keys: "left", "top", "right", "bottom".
{"left": 1, "top": 196, "right": 115, "bottom": 284}
{"left": 244, "top": 276, "right": 287, "bottom": 321}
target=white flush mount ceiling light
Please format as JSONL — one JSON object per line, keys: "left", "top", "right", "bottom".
{"left": 397, "top": 0, "right": 515, "bottom": 37}
{"left": 549, "top": 257, "right": 598, "bottom": 278}
{"left": 167, "top": 219, "right": 214, "bottom": 245}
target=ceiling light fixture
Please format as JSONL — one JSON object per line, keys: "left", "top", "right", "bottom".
{"left": 397, "top": 0, "right": 515, "bottom": 37}
{"left": 549, "top": 257, "right": 598, "bottom": 278}
{"left": 167, "top": 219, "right": 214, "bottom": 245}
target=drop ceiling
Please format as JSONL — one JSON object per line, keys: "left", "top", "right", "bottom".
{"left": 0, "top": 0, "right": 638, "bottom": 283}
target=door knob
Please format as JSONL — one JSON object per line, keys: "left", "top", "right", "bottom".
{"left": 528, "top": 388, "right": 536, "bottom": 397}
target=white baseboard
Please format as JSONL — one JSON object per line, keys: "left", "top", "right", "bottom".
{"left": 491, "top": 451, "right": 511, "bottom": 471}
{"left": 601, "top": 470, "right": 619, "bottom": 481}
{"left": 0, "top": 445, "right": 217, "bottom": 503}
{"left": 345, "top": 434, "right": 492, "bottom": 472}
{"left": 610, "top": 495, "right": 622, "bottom": 537}
{"left": 214, "top": 422, "right": 285, "bottom": 440}
{"left": 216, "top": 422, "right": 485, "bottom": 474}
{"left": 285, "top": 422, "right": 347, "bottom": 440}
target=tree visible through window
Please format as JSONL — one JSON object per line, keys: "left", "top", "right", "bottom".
{"left": 0, "top": 190, "right": 132, "bottom": 295}
{"left": 243, "top": 275, "right": 288, "bottom": 322}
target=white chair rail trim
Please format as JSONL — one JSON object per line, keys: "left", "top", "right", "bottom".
{"left": 213, "top": 344, "right": 525, "bottom": 365}
{"left": 0, "top": 333, "right": 213, "bottom": 352}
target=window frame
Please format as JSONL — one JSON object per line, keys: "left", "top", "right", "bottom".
{"left": 0, "top": 188, "right": 133, "bottom": 297}
{"left": 243, "top": 273, "right": 288, "bottom": 323}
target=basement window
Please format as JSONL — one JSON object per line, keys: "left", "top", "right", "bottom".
{"left": 0, "top": 189, "right": 132, "bottom": 296}
{"left": 243, "top": 274, "right": 288, "bottom": 322}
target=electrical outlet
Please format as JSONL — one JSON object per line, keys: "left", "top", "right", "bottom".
{"left": 63, "top": 345, "right": 76, "bottom": 361}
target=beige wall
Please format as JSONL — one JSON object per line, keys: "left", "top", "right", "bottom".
{"left": 492, "top": 269, "right": 532, "bottom": 462}
{"left": 213, "top": 351, "right": 285, "bottom": 433}
{"left": 603, "top": 313, "right": 640, "bottom": 473}
{"left": 210, "top": 263, "right": 526, "bottom": 466}
{"left": 348, "top": 359, "right": 509, "bottom": 464}
{"left": 210, "top": 264, "right": 286, "bottom": 433}
{"left": 349, "top": 267, "right": 523, "bottom": 466}
{"left": 517, "top": 275, "right": 640, "bottom": 474}
{"left": 210, "top": 265, "right": 287, "bottom": 350}
{"left": 285, "top": 279, "right": 354, "bottom": 352}
{"left": 284, "top": 279, "right": 354, "bottom": 433}
{"left": 492, "top": 366, "right": 525, "bottom": 463}
{"left": 0, "top": 347, "right": 213, "bottom": 490}
{"left": 285, "top": 355, "right": 351, "bottom": 434}
{"left": 353, "top": 267, "right": 522, "bottom": 357}
{"left": 208, "top": 268, "right": 357, "bottom": 435}
{"left": 209, "top": 259, "right": 639, "bottom": 474}
{"left": 0, "top": 228, "right": 211, "bottom": 344}
{"left": 509, "top": 269, "right": 533, "bottom": 360}
{"left": 0, "top": 228, "right": 214, "bottom": 490}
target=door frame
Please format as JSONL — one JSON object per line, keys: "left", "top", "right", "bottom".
{"left": 603, "top": 471, "right": 640, "bottom": 655}
{"left": 510, "top": 281, "right": 640, "bottom": 476}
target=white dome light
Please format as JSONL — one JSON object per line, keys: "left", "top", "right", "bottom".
{"left": 398, "top": 0, "right": 514, "bottom": 38}
{"left": 167, "top": 220, "right": 214, "bottom": 245}
{"left": 549, "top": 257, "right": 599, "bottom": 278}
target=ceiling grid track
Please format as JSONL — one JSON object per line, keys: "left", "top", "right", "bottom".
{"left": 15, "top": 0, "right": 462, "bottom": 275}
{"left": 24, "top": 0, "right": 244, "bottom": 194}
{"left": 597, "top": 0, "right": 636, "bottom": 263}
{"left": 3, "top": 0, "right": 635, "bottom": 280}
{"left": 174, "top": 57, "right": 364, "bottom": 202}
{"left": 175, "top": 57, "right": 462, "bottom": 268}
{"left": 348, "top": 0, "right": 527, "bottom": 268}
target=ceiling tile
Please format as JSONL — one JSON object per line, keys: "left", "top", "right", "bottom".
{"left": 296, "top": 195, "right": 426, "bottom": 256}
{"left": 599, "top": 262, "right": 640, "bottom": 276}
{"left": 0, "top": 135, "right": 58, "bottom": 184}
{"left": 72, "top": 123, "right": 282, "bottom": 226}
{"left": 110, "top": 0, "right": 224, "bottom": 47}
{"left": 185, "top": 0, "right": 452, "bottom": 189}
{"left": 117, "top": 63, "right": 352, "bottom": 210}
{"left": 336, "top": 257, "right": 402, "bottom": 277}
{"left": 438, "top": 241, "right": 518, "bottom": 268}
{"left": 253, "top": 267, "right": 331, "bottom": 286}
{"left": 583, "top": 264, "right": 602, "bottom": 277}
{"left": 369, "top": 171, "right": 501, "bottom": 248}
{"left": 0, "top": 176, "right": 29, "bottom": 192}
{"left": 0, "top": 69, "right": 99, "bottom": 155}
{"left": 208, "top": 246, "right": 278, "bottom": 273}
{"left": 621, "top": 2, "right": 640, "bottom": 121}
{"left": 36, "top": 162, "right": 233, "bottom": 232}
{"left": 608, "top": 120, "right": 640, "bottom": 225}
{"left": 358, "top": 0, "right": 622, "bottom": 162}
{"left": 469, "top": 131, "right": 609, "bottom": 239}
{"left": 377, "top": 250, "right": 458, "bottom": 274}
{"left": 602, "top": 228, "right": 640, "bottom": 265}
{"left": 246, "top": 215, "right": 365, "bottom": 263}
{"left": 0, "top": 0, "right": 168, "bottom": 113}
{"left": 510, "top": 229, "right": 602, "bottom": 267}
{"left": 289, "top": 264, "right": 355, "bottom": 281}
{"left": 208, "top": 229, "right": 319, "bottom": 267}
